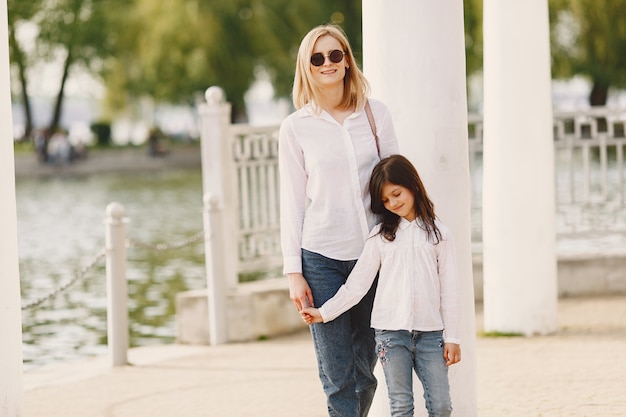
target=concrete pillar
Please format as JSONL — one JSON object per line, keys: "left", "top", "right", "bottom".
{"left": 198, "top": 87, "right": 239, "bottom": 291}
{"left": 203, "top": 193, "right": 229, "bottom": 345}
{"left": 482, "top": 0, "right": 557, "bottom": 335}
{"left": 363, "top": 1, "right": 477, "bottom": 415}
{"left": 105, "top": 202, "right": 129, "bottom": 366}
{"left": 0, "top": 0, "right": 24, "bottom": 414}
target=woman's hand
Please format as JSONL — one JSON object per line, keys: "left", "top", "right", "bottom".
{"left": 287, "top": 273, "right": 314, "bottom": 312}
{"left": 444, "top": 343, "right": 461, "bottom": 366}
{"left": 300, "top": 307, "right": 323, "bottom": 325}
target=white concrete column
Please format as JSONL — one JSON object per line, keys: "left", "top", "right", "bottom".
{"left": 363, "top": 1, "right": 476, "bottom": 416}
{"left": 482, "top": 1, "right": 557, "bottom": 335}
{"left": 105, "top": 202, "right": 129, "bottom": 366}
{"left": 203, "top": 193, "right": 229, "bottom": 345}
{"left": 198, "top": 86, "right": 238, "bottom": 291}
{"left": 0, "top": 0, "right": 24, "bottom": 414}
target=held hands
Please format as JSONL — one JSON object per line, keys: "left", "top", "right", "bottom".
{"left": 300, "top": 307, "right": 323, "bottom": 325}
{"left": 288, "top": 273, "right": 314, "bottom": 312}
{"left": 444, "top": 343, "right": 461, "bottom": 366}
{"left": 288, "top": 273, "right": 319, "bottom": 325}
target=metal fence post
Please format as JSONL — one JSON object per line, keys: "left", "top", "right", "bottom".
{"left": 203, "top": 193, "right": 228, "bottom": 345}
{"left": 198, "top": 86, "right": 239, "bottom": 292}
{"left": 105, "top": 202, "right": 129, "bottom": 366}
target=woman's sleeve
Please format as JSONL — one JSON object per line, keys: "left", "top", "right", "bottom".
{"left": 438, "top": 228, "right": 462, "bottom": 344}
{"left": 278, "top": 117, "right": 307, "bottom": 274}
{"left": 318, "top": 231, "right": 382, "bottom": 322}
{"left": 374, "top": 100, "right": 400, "bottom": 158}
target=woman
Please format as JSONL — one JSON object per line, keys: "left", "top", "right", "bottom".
{"left": 279, "top": 24, "right": 399, "bottom": 417}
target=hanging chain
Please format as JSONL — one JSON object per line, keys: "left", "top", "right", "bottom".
{"left": 21, "top": 248, "right": 107, "bottom": 311}
{"left": 21, "top": 230, "right": 208, "bottom": 311}
{"left": 127, "top": 230, "right": 207, "bottom": 251}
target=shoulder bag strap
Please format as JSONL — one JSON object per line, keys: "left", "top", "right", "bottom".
{"left": 364, "top": 100, "right": 380, "bottom": 156}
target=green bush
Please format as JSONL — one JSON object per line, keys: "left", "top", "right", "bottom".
{"left": 90, "top": 122, "right": 111, "bottom": 147}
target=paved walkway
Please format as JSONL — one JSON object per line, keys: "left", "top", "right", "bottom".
{"left": 22, "top": 295, "right": 626, "bottom": 417}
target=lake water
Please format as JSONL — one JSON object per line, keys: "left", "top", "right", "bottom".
{"left": 18, "top": 169, "right": 207, "bottom": 370}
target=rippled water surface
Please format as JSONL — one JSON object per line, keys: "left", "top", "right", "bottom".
{"left": 18, "top": 169, "right": 206, "bottom": 370}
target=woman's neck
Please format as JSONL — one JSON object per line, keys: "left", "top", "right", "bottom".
{"left": 318, "top": 86, "right": 353, "bottom": 124}
{"left": 318, "top": 85, "right": 345, "bottom": 111}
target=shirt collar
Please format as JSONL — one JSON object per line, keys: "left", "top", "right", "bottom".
{"left": 398, "top": 217, "right": 424, "bottom": 231}
{"left": 295, "top": 102, "right": 360, "bottom": 122}
{"left": 398, "top": 217, "right": 412, "bottom": 230}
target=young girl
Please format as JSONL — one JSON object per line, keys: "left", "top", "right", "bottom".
{"left": 301, "top": 154, "right": 461, "bottom": 417}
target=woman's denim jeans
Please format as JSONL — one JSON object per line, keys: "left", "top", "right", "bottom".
{"left": 375, "top": 329, "right": 452, "bottom": 417}
{"left": 302, "top": 249, "right": 378, "bottom": 417}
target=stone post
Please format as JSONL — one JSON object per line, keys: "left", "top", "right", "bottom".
{"left": 198, "top": 87, "right": 238, "bottom": 292}
{"left": 482, "top": 0, "right": 558, "bottom": 335}
{"left": 363, "top": 1, "right": 477, "bottom": 415}
{"left": 105, "top": 202, "right": 129, "bottom": 366}
{"left": 203, "top": 193, "right": 229, "bottom": 345}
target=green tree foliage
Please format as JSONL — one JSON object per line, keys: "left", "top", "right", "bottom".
{"left": 550, "top": 0, "right": 626, "bottom": 106}
{"left": 104, "top": 0, "right": 361, "bottom": 121}
{"left": 464, "top": 0, "right": 483, "bottom": 79}
{"left": 36, "top": 0, "right": 121, "bottom": 131}
{"left": 8, "top": 0, "right": 369, "bottom": 126}
{"left": 7, "top": 0, "right": 43, "bottom": 139}
{"left": 8, "top": 0, "right": 123, "bottom": 133}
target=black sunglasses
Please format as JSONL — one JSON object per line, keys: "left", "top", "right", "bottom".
{"left": 310, "top": 49, "right": 345, "bottom": 67}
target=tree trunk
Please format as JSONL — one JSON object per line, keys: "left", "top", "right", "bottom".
{"left": 589, "top": 80, "right": 609, "bottom": 132}
{"left": 48, "top": 49, "right": 72, "bottom": 132}
{"left": 589, "top": 80, "right": 609, "bottom": 107}
{"left": 9, "top": 26, "right": 33, "bottom": 141}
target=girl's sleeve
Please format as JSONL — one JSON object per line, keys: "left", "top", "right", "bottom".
{"left": 318, "top": 230, "right": 382, "bottom": 322}
{"left": 278, "top": 117, "right": 307, "bottom": 274}
{"left": 438, "top": 227, "right": 462, "bottom": 344}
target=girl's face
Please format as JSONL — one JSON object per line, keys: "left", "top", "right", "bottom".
{"left": 381, "top": 182, "right": 416, "bottom": 222}
{"left": 310, "top": 35, "right": 348, "bottom": 89}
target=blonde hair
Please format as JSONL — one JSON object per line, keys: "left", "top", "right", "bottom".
{"left": 292, "top": 24, "right": 370, "bottom": 113}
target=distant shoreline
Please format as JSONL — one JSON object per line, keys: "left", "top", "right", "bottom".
{"left": 13, "top": 144, "right": 202, "bottom": 179}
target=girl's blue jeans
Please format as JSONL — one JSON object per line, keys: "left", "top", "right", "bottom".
{"left": 302, "top": 249, "right": 378, "bottom": 417}
{"left": 375, "top": 329, "right": 452, "bottom": 417}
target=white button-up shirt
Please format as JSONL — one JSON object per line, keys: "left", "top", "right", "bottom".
{"left": 318, "top": 219, "right": 461, "bottom": 344}
{"left": 279, "top": 99, "right": 399, "bottom": 274}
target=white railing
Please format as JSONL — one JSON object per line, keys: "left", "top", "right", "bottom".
{"left": 199, "top": 87, "right": 626, "bottom": 280}
{"left": 230, "top": 125, "right": 282, "bottom": 275}
{"left": 468, "top": 109, "right": 626, "bottom": 239}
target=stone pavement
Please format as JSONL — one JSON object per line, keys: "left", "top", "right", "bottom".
{"left": 22, "top": 295, "right": 626, "bottom": 417}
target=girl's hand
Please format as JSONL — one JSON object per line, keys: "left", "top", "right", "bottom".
{"left": 444, "top": 343, "right": 461, "bottom": 366}
{"left": 300, "top": 307, "right": 323, "bottom": 325}
{"left": 287, "top": 273, "right": 314, "bottom": 312}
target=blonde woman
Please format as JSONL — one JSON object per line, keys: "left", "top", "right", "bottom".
{"left": 279, "top": 24, "right": 399, "bottom": 417}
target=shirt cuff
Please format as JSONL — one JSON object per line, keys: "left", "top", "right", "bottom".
{"left": 318, "top": 306, "right": 332, "bottom": 323}
{"left": 444, "top": 337, "right": 461, "bottom": 345}
{"left": 282, "top": 256, "right": 302, "bottom": 275}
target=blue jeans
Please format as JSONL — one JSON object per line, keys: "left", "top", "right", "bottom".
{"left": 302, "top": 249, "right": 378, "bottom": 417}
{"left": 375, "top": 330, "right": 452, "bottom": 417}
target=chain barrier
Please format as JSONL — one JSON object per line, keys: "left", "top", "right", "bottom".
{"left": 21, "top": 230, "right": 207, "bottom": 311}
{"left": 127, "top": 230, "right": 206, "bottom": 251}
{"left": 21, "top": 248, "right": 107, "bottom": 311}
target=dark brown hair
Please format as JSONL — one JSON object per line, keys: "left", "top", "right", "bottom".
{"left": 369, "top": 154, "right": 442, "bottom": 243}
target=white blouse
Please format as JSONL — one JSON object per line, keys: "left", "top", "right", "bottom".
{"left": 279, "top": 98, "right": 399, "bottom": 274}
{"left": 318, "top": 219, "right": 462, "bottom": 344}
